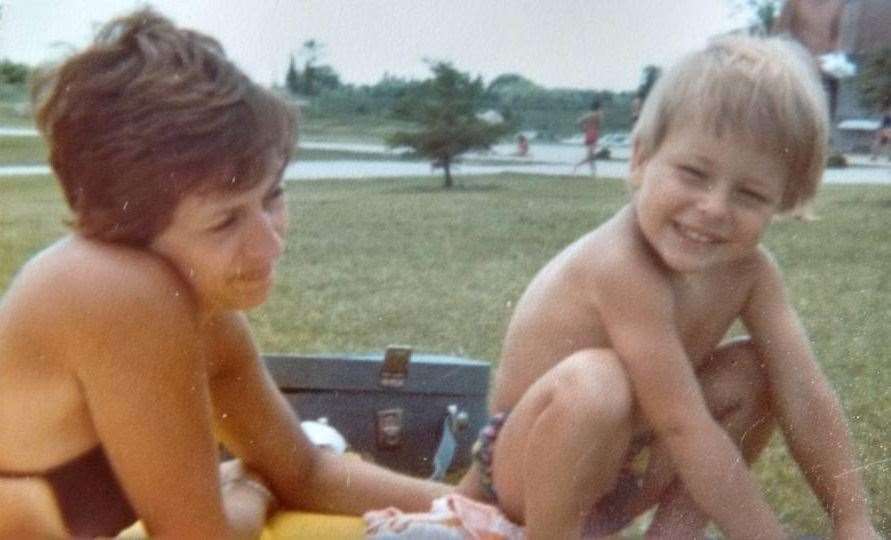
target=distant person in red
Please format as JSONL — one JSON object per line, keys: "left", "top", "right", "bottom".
{"left": 871, "top": 103, "right": 891, "bottom": 161}
{"left": 515, "top": 134, "right": 530, "bottom": 157}
{"left": 573, "top": 100, "right": 603, "bottom": 176}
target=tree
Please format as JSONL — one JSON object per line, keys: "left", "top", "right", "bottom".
{"left": 0, "top": 59, "right": 29, "bottom": 85}
{"left": 857, "top": 47, "right": 891, "bottom": 110}
{"left": 297, "top": 39, "right": 322, "bottom": 96}
{"left": 632, "top": 64, "right": 662, "bottom": 114}
{"left": 312, "top": 65, "right": 341, "bottom": 93}
{"left": 388, "top": 62, "right": 511, "bottom": 189}
{"left": 285, "top": 55, "right": 300, "bottom": 95}
{"left": 486, "top": 73, "right": 540, "bottom": 97}
{"left": 637, "top": 65, "right": 661, "bottom": 102}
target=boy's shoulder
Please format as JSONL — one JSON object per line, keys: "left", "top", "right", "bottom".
{"left": 555, "top": 207, "right": 667, "bottom": 296}
{"left": 558, "top": 208, "right": 639, "bottom": 273}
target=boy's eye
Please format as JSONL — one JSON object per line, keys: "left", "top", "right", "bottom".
{"left": 677, "top": 165, "right": 707, "bottom": 183}
{"left": 737, "top": 188, "right": 771, "bottom": 206}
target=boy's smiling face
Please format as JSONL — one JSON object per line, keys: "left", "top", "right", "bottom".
{"left": 629, "top": 122, "right": 787, "bottom": 274}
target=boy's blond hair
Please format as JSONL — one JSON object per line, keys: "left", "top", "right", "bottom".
{"left": 632, "top": 35, "right": 829, "bottom": 212}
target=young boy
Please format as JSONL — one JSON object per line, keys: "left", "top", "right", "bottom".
{"left": 458, "top": 36, "right": 878, "bottom": 540}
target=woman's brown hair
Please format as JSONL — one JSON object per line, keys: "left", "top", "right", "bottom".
{"left": 31, "top": 8, "right": 297, "bottom": 245}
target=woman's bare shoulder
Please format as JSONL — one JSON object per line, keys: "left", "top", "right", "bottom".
{"left": 2, "top": 236, "right": 198, "bottom": 355}
{"left": 19, "top": 236, "right": 190, "bottom": 301}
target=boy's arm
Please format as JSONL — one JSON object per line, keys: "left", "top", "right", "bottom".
{"left": 742, "top": 253, "right": 877, "bottom": 538}
{"left": 599, "top": 274, "right": 785, "bottom": 540}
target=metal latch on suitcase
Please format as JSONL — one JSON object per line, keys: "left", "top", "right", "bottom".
{"left": 376, "top": 408, "right": 404, "bottom": 448}
{"left": 379, "top": 346, "right": 411, "bottom": 388}
{"left": 430, "top": 405, "right": 470, "bottom": 480}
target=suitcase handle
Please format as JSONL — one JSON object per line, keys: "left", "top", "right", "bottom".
{"left": 429, "top": 405, "right": 470, "bottom": 480}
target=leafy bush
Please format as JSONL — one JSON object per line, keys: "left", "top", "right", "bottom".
{"left": 857, "top": 48, "right": 891, "bottom": 109}
{"left": 826, "top": 152, "right": 847, "bottom": 168}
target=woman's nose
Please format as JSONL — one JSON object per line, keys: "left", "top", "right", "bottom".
{"left": 245, "top": 211, "right": 284, "bottom": 262}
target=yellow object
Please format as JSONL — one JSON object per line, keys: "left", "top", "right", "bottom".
{"left": 117, "top": 512, "right": 365, "bottom": 539}
{"left": 262, "top": 512, "right": 365, "bottom": 539}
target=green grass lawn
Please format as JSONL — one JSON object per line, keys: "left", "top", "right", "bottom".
{"left": 0, "top": 100, "right": 33, "bottom": 127}
{"left": 0, "top": 136, "right": 47, "bottom": 165}
{"left": 0, "top": 173, "right": 888, "bottom": 537}
{"left": 0, "top": 133, "right": 403, "bottom": 166}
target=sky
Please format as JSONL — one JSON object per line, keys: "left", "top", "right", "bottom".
{"left": 0, "top": 1, "right": 750, "bottom": 91}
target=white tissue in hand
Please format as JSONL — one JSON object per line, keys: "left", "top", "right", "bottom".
{"left": 301, "top": 420, "right": 348, "bottom": 454}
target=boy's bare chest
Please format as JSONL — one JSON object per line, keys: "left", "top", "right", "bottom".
{"left": 671, "top": 274, "right": 751, "bottom": 364}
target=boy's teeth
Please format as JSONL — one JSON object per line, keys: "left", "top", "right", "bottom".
{"left": 680, "top": 225, "right": 712, "bottom": 243}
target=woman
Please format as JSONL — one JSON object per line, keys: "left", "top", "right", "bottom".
{"left": 0, "top": 9, "right": 446, "bottom": 538}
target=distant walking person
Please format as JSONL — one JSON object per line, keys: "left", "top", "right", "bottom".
{"left": 573, "top": 100, "right": 603, "bottom": 176}
{"left": 870, "top": 103, "right": 891, "bottom": 161}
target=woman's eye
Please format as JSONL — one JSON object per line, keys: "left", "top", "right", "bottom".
{"left": 210, "top": 215, "right": 237, "bottom": 232}
{"left": 265, "top": 186, "right": 284, "bottom": 203}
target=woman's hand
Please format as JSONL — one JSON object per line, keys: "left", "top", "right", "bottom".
{"left": 219, "top": 459, "right": 278, "bottom": 539}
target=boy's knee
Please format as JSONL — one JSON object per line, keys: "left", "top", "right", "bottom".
{"left": 551, "top": 349, "right": 633, "bottom": 430}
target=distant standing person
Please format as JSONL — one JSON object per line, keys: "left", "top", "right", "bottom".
{"left": 772, "top": 0, "right": 846, "bottom": 118}
{"left": 870, "top": 103, "right": 891, "bottom": 161}
{"left": 771, "top": 0, "right": 845, "bottom": 222}
{"left": 573, "top": 100, "right": 602, "bottom": 176}
{"left": 515, "top": 133, "right": 530, "bottom": 157}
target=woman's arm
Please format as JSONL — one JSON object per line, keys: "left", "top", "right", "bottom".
{"left": 206, "top": 312, "right": 449, "bottom": 514}
{"left": 62, "top": 255, "right": 265, "bottom": 538}
{"left": 742, "top": 253, "right": 878, "bottom": 539}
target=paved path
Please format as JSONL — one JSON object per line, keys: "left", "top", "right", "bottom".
{"left": 2, "top": 137, "right": 890, "bottom": 184}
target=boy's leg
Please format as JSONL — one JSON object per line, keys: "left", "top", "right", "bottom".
{"left": 490, "top": 349, "right": 634, "bottom": 540}
{"left": 588, "top": 337, "right": 775, "bottom": 537}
